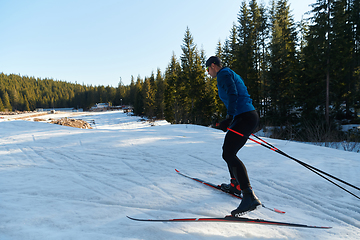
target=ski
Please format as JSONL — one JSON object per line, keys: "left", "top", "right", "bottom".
{"left": 175, "top": 169, "right": 285, "bottom": 214}
{"left": 127, "top": 215, "right": 331, "bottom": 229}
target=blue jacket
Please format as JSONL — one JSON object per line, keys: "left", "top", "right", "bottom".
{"left": 216, "top": 67, "right": 255, "bottom": 116}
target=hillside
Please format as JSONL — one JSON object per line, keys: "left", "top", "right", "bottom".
{"left": 0, "top": 111, "right": 359, "bottom": 239}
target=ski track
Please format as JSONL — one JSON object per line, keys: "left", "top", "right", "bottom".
{"left": 255, "top": 178, "right": 360, "bottom": 229}
{"left": 188, "top": 154, "right": 223, "bottom": 169}
{"left": 53, "top": 158, "right": 120, "bottom": 203}
{"left": 58, "top": 150, "right": 175, "bottom": 207}
{"left": 55, "top": 143, "right": 204, "bottom": 212}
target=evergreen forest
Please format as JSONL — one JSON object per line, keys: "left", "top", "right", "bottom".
{"left": 1, "top": 0, "right": 359, "bottom": 142}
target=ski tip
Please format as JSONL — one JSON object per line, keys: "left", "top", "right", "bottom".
{"left": 319, "top": 226, "right": 333, "bottom": 229}
{"left": 175, "top": 169, "right": 180, "bottom": 173}
{"left": 274, "top": 208, "right": 286, "bottom": 214}
{"left": 127, "top": 216, "right": 147, "bottom": 222}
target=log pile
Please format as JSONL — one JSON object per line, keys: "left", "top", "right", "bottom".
{"left": 50, "top": 118, "right": 92, "bottom": 129}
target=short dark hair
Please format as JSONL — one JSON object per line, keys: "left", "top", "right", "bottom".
{"left": 206, "top": 56, "right": 222, "bottom": 68}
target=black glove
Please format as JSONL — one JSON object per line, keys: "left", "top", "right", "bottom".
{"left": 218, "top": 115, "right": 233, "bottom": 132}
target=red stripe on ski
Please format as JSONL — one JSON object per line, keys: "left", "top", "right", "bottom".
{"left": 127, "top": 216, "right": 331, "bottom": 229}
{"left": 175, "top": 169, "right": 285, "bottom": 214}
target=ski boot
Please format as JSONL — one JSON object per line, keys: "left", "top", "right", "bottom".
{"left": 231, "top": 188, "right": 261, "bottom": 217}
{"left": 221, "top": 178, "right": 242, "bottom": 197}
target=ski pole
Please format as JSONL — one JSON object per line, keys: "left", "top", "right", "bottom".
{"left": 227, "top": 128, "right": 360, "bottom": 200}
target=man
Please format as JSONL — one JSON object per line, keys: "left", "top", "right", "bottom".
{"left": 206, "top": 56, "right": 261, "bottom": 217}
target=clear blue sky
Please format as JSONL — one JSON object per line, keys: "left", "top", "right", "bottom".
{"left": 0, "top": 0, "right": 314, "bottom": 87}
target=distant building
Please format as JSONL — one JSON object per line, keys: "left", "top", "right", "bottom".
{"left": 90, "top": 103, "right": 110, "bottom": 111}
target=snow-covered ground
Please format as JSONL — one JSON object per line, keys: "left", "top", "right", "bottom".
{"left": 1, "top": 111, "right": 359, "bottom": 239}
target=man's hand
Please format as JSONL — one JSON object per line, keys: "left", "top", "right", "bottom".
{"left": 218, "top": 115, "right": 233, "bottom": 132}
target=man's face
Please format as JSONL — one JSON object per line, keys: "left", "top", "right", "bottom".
{"left": 206, "top": 64, "right": 217, "bottom": 78}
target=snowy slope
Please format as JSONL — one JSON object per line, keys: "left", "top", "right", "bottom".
{"left": 0, "top": 111, "right": 359, "bottom": 240}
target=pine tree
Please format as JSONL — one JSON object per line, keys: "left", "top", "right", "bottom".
{"left": 215, "top": 41, "right": 223, "bottom": 59}
{"left": 300, "top": 0, "right": 334, "bottom": 126}
{"left": 164, "top": 53, "right": 182, "bottom": 123}
{"left": 267, "top": 0, "right": 299, "bottom": 125}
{"left": 133, "top": 76, "right": 144, "bottom": 116}
{"left": 115, "top": 78, "right": 123, "bottom": 106}
{"left": 23, "top": 95, "right": 30, "bottom": 111}
{"left": 351, "top": 0, "right": 360, "bottom": 113}
{"left": 0, "top": 97, "right": 5, "bottom": 111}
{"left": 129, "top": 76, "right": 136, "bottom": 106}
{"left": 9, "top": 87, "right": 20, "bottom": 110}
{"left": 331, "top": 0, "right": 357, "bottom": 120}
{"left": 2, "top": 91, "right": 12, "bottom": 111}
{"left": 180, "top": 27, "right": 207, "bottom": 124}
{"left": 222, "top": 24, "right": 238, "bottom": 69}
{"left": 154, "top": 68, "right": 165, "bottom": 119}
{"left": 236, "top": 1, "right": 252, "bottom": 77}
{"left": 180, "top": 27, "right": 196, "bottom": 123}
{"left": 234, "top": 1, "right": 269, "bottom": 114}
{"left": 142, "top": 77, "right": 155, "bottom": 118}
{"left": 256, "top": 1, "right": 270, "bottom": 117}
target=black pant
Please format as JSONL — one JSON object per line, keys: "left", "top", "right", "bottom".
{"left": 222, "top": 110, "right": 259, "bottom": 190}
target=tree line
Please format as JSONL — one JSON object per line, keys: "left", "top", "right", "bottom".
{"left": 1, "top": 0, "right": 359, "bottom": 142}
{"left": 0, "top": 73, "right": 119, "bottom": 111}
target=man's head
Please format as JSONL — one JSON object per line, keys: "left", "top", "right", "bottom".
{"left": 206, "top": 56, "right": 222, "bottom": 78}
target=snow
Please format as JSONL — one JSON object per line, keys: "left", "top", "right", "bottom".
{"left": 1, "top": 110, "right": 359, "bottom": 240}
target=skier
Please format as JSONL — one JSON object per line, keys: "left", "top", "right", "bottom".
{"left": 206, "top": 56, "right": 261, "bottom": 217}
